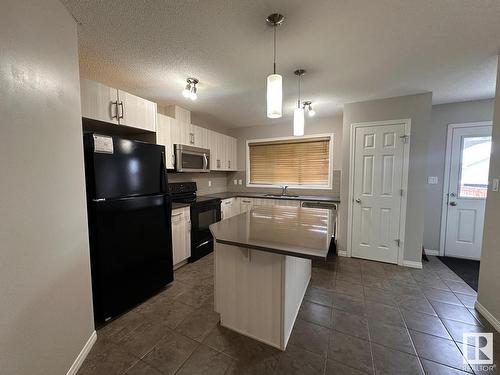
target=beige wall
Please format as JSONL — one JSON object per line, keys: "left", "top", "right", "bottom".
{"left": 477, "top": 57, "right": 500, "bottom": 326}
{"left": 339, "top": 93, "right": 433, "bottom": 263}
{"left": 0, "top": 1, "right": 95, "bottom": 374}
{"left": 227, "top": 115, "right": 343, "bottom": 197}
{"left": 424, "top": 99, "right": 495, "bottom": 252}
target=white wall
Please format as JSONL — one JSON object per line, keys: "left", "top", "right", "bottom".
{"left": 424, "top": 99, "right": 495, "bottom": 252}
{"left": 339, "top": 93, "right": 433, "bottom": 263}
{"left": 0, "top": 1, "right": 95, "bottom": 374}
{"left": 477, "top": 57, "right": 500, "bottom": 327}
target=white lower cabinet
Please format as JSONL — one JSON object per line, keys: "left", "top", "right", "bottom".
{"left": 221, "top": 198, "right": 233, "bottom": 220}
{"left": 239, "top": 198, "right": 254, "bottom": 213}
{"left": 273, "top": 199, "right": 301, "bottom": 207}
{"left": 171, "top": 207, "right": 191, "bottom": 269}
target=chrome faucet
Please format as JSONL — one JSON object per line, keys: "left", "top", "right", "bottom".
{"left": 281, "top": 185, "right": 289, "bottom": 196}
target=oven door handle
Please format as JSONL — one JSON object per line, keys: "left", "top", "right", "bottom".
{"left": 195, "top": 239, "right": 212, "bottom": 249}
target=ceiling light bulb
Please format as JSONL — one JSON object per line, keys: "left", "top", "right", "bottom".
{"left": 182, "top": 87, "right": 191, "bottom": 98}
{"left": 293, "top": 107, "right": 304, "bottom": 136}
{"left": 182, "top": 78, "right": 199, "bottom": 100}
{"left": 308, "top": 108, "right": 316, "bottom": 117}
{"left": 267, "top": 74, "right": 282, "bottom": 118}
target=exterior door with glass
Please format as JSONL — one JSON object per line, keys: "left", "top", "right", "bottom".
{"left": 443, "top": 125, "right": 492, "bottom": 260}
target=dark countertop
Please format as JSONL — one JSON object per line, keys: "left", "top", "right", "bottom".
{"left": 209, "top": 206, "right": 334, "bottom": 261}
{"left": 200, "top": 191, "right": 340, "bottom": 203}
{"left": 172, "top": 202, "right": 190, "bottom": 210}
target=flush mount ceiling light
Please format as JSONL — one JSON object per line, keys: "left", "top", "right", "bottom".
{"left": 182, "top": 78, "right": 199, "bottom": 101}
{"left": 266, "top": 13, "right": 284, "bottom": 119}
{"left": 303, "top": 101, "right": 316, "bottom": 117}
{"left": 293, "top": 69, "right": 306, "bottom": 136}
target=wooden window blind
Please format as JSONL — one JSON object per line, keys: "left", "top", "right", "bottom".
{"left": 249, "top": 137, "right": 331, "bottom": 186}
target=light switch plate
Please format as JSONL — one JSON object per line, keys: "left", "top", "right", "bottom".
{"left": 427, "top": 176, "right": 438, "bottom": 185}
{"left": 238, "top": 179, "right": 242, "bottom": 185}
{"left": 492, "top": 178, "right": 499, "bottom": 192}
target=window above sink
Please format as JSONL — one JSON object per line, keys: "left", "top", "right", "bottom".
{"left": 246, "top": 134, "right": 334, "bottom": 190}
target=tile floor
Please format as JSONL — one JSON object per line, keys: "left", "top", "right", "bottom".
{"left": 77, "top": 254, "right": 499, "bottom": 375}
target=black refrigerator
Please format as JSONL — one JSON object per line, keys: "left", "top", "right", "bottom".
{"left": 83, "top": 133, "right": 173, "bottom": 323}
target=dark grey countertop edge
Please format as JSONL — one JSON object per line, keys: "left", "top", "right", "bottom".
{"left": 201, "top": 192, "right": 340, "bottom": 203}
{"left": 214, "top": 238, "right": 329, "bottom": 261}
{"left": 172, "top": 202, "right": 190, "bottom": 210}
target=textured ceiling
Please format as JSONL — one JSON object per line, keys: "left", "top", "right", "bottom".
{"left": 62, "top": 0, "right": 500, "bottom": 128}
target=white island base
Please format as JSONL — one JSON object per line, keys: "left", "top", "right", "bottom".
{"left": 214, "top": 242, "right": 311, "bottom": 350}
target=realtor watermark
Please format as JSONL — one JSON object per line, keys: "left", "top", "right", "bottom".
{"left": 463, "top": 332, "right": 496, "bottom": 372}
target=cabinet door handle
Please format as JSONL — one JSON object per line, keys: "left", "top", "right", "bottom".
{"left": 172, "top": 212, "right": 183, "bottom": 217}
{"left": 118, "top": 101, "right": 124, "bottom": 119}
{"left": 111, "top": 101, "right": 118, "bottom": 119}
{"left": 228, "top": 160, "right": 231, "bottom": 169}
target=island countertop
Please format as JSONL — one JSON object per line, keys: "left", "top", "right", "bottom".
{"left": 209, "top": 206, "right": 334, "bottom": 260}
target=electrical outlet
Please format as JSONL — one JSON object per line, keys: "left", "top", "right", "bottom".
{"left": 427, "top": 176, "right": 438, "bottom": 185}
{"left": 238, "top": 179, "right": 242, "bottom": 185}
{"left": 233, "top": 179, "right": 237, "bottom": 185}
{"left": 492, "top": 178, "right": 499, "bottom": 192}
{"left": 208, "top": 180, "right": 212, "bottom": 187}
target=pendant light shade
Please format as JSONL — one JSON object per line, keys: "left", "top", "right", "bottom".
{"left": 267, "top": 74, "right": 282, "bottom": 118}
{"left": 293, "top": 69, "right": 306, "bottom": 136}
{"left": 293, "top": 107, "right": 305, "bottom": 136}
{"left": 266, "top": 13, "right": 284, "bottom": 119}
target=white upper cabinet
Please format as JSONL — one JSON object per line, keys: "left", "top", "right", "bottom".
{"left": 117, "top": 90, "right": 157, "bottom": 132}
{"left": 192, "top": 125, "right": 208, "bottom": 149}
{"left": 80, "top": 79, "right": 156, "bottom": 132}
{"left": 80, "top": 79, "right": 119, "bottom": 124}
{"left": 206, "top": 131, "right": 237, "bottom": 171}
{"left": 227, "top": 136, "right": 237, "bottom": 171}
{"left": 156, "top": 113, "right": 175, "bottom": 169}
{"left": 208, "top": 130, "right": 221, "bottom": 170}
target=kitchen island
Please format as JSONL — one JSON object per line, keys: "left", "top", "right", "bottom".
{"left": 209, "top": 205, "right": 334, "bottom": 350}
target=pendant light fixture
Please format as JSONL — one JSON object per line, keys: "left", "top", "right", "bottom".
{"left": 266, "top": 13, "right": 284, "bottom": 119}
{"left": 182, "top": 78, "right": 198, "bottom": 101}
{"left": 293, "top": 69, "right": 305, "bottom": 136}
{"left": 303, "top": 101, "right": 316, "bottom": 117}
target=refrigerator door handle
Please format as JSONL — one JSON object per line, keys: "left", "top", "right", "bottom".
{"left": 160, "top": 151, "right": 168, "bottom": 193}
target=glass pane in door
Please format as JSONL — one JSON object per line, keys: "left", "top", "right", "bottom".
{"left": 459, "top": 136, "right": 491, "bottom": 198}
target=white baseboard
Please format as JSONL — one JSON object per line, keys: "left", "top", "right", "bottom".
{"left": 424, "top": 248, "right": 439, "bottom": 256}
{"left": 337, "top": 250, "right": 348, "bottom": 257}
{"left": 475, "top": 301, "right": 500, "bottom": 333}
{"left": 66, "top": 330, "right": 97, "bottom": 375}
{"left": 402, "top": 260, "right": 422, "bottom": 269}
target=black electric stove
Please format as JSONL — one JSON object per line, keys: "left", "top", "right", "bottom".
{"left": 169, "top": 182, "right": 221, "bottom": 262}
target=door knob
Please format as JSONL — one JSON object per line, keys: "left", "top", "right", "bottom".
{"left": 355, "top": 198, "right": 361, "bottom": 204}
{"left": 449, "top": 201, "right": 457, "bottom": 206}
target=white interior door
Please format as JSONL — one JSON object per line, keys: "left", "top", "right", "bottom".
{"left": 444, "top": 125, "right": 492, "bottom": 260}
{"left": 351, "top": 123, "right": 407, "bottom": 264}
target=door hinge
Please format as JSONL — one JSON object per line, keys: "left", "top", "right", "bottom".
{"left": 395, "top": 239, "right": 401, "bottom": 247}
{"left": 399, "top": 135, "right": 409, "bottom": 144}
